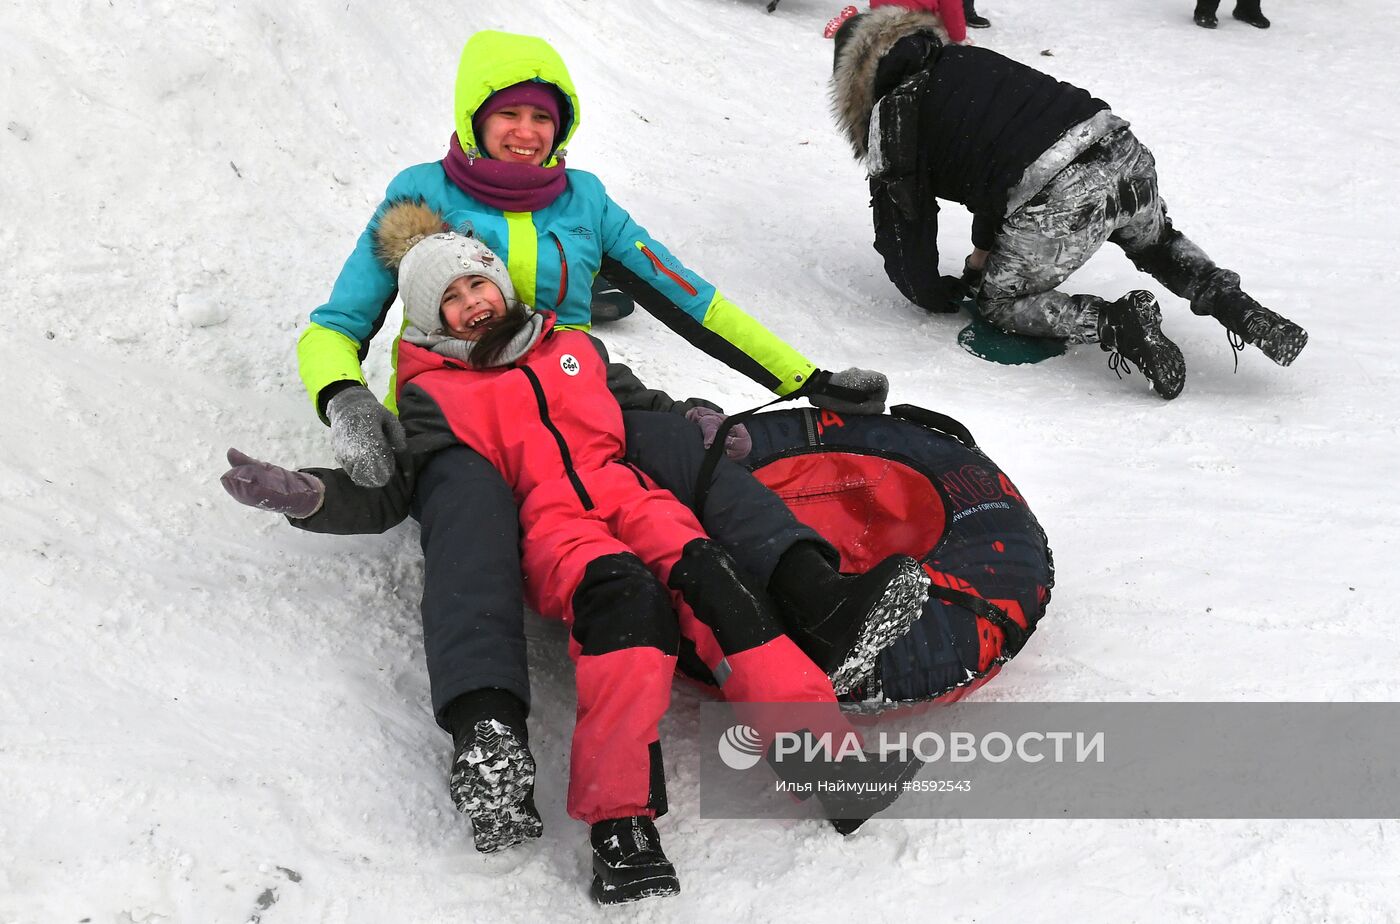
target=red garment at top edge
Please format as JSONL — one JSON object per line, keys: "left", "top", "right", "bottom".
{"left": 869, "top": 0, "right": 968, "bottom": 43}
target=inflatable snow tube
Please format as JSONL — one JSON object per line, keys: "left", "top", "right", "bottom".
{"left": 698, "top": 404, "right": 1054, "bottom": 703}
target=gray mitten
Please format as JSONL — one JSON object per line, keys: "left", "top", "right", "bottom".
{"left": 326, "top": 385, "right": 406, "bottom": 488}
{"left": 220, "top": 448, "right": 325, "bottom": 518}
{"left": 806, "top": 367, "right": 889, "bottom": 415}
{"left": 685, "top": 406, "right": 752, "bottom": 461}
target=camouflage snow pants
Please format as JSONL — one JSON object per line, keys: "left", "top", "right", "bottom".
{"left": 979, "top": 129, "right": 1228, "bottom": 344}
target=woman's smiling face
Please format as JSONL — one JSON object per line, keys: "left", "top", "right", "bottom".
{"left": 479, "top": 104, "right": 557, "bottom": 166}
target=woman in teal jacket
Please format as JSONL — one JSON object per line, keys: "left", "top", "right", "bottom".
{"left": 299, "top": 30, "right": 826, "bottom": 418}
{"left": 292, "top": 29, "right": 901, "bottom": 860}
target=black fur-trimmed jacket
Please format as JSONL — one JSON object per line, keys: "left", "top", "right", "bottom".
{"left": 830, "top": 7, "right": 1109, "bottom": 312}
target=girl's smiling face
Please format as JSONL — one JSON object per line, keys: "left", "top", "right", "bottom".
{"left": 439, "top": 275, "right": 508, "bottom": 340}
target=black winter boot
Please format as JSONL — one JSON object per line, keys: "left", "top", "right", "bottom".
{"left": 445, "top": 690, "right": 543, "bottom": 853}
{"left": 964, "top": 0, "right": 991, "bottom": 28}
{"left": 590, "top": 816, "right": 680, "bottom": 904}
{"left": 1233, "top": 0, "right": 1270, "bottom": 28}
{"left": 768, "top": 543, "right": 930, "bottom": 696}
{"left": 1097, "top": 291, "right": 1187, "bottom": 400}
{"left": 768, "top": 733, "right": 926, "bottom": 836}
{"left": 589, "top": 273, "right": 635, "bottom": 323}
{"left": 667, "top": 539, "right": 786, "bottom": 658}
{"left": 1194, "top": 2, "right": 1219, "bottom": 28}
{"left": 823, "top": 752, "right": 926, "bottom": 835}
{"left": 1193, "top": 271, "right": 1306, "bottom": 366}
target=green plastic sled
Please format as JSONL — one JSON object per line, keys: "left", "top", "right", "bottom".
{"left": 956, "top": 299, "right": 1068, "bottom": 365}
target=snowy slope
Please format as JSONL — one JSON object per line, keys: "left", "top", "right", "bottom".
{"left": 3, "top": 0, "right": 1399, "bottom": 920}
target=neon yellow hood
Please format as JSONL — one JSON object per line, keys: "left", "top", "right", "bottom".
{"left": 453, "top": 30, "right": 580, "bottom": 169}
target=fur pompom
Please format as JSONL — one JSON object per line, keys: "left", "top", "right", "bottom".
{"left": 374, "top": 199, "right": 449, "bottom": 270}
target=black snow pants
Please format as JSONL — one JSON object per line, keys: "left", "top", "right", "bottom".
{"left": 410, "top": 409, "right": 830, "bottom": 729}
{"left": 978, "top": 128, "right": 1234, "bottom": 342}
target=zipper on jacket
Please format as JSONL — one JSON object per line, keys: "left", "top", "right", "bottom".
{"left": 520, "top": 365, "right": 594, "bottom": 510}
{"left": 635, "top": 242, "right": 698, "bottom": 296}
{"left": 616, "top": 460, "right": 648, "bottom": 490}
{"left": 552, "top": 235, "right": 570, "bottom": 307}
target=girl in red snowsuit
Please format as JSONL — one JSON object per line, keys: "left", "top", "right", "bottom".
{"left": 391, "top": 286, "right": 845, "bottom": 828}
{"left": 388, "top": 220, "right": 924, "bottom": 902}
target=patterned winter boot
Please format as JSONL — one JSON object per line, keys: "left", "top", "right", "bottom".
{"left": 590, "top": 816, "right": 680, "bottom": 904}
{"left": 446, "top": 691, "right": 543, "bottom": 853}
{"left": 1193, "top": 270, "right": 1306, "bottom": 366}
{"left": 824, "top": 5, "right": 859, "bottom": 39}
{"left": 1097, "top": 290, "right": 1187, "bottom": 400}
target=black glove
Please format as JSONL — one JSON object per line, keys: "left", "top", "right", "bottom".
{"left": 220, "top": 448, "right": 325, "bottom": 518}
{"left": 930, "top": 274, "right": 976, "bottom": 313}
{"left": 960, "top": 255, "right": 985, "bottom": 292}
{"left": 804, "top": 367, "right": 889, "bottom": 415}
{"left": 326, "top": 385, "right": 406, "bottom": 488}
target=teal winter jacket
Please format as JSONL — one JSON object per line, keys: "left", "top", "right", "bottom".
{"left": 297, "top": 162, "right": 817, "bottom": 417}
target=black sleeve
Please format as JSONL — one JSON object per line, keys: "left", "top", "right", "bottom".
{"left": 397, "top": 385, "right": 463, "bottom": 454}
{"left": 588, "top": 334, "right": 724, "bottom": 416}
{"left": 315, "top": 378, "right": 360, "bottom": 426}
{"left": 970, "top": 210, "right": 1001, "bottom": 252}
{"left": 288, "top": 451, "right": 415, "bottom": 535}
{"left": 870, "top": 85, "right": 946, "bottom": 312}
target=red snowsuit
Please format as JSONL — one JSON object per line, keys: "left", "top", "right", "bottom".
{"left": 869, "top": 0, "right": 968, "bottom": 43}
{"left": 396, "top": 316, "right": 841, "bottom": 824}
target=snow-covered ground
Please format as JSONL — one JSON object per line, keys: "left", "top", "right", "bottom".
{"left": 4, "top": 0, "right": 1398, "bottom": 920}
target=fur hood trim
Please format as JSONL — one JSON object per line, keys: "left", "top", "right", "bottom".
{"left": 374, "top": 199, "right": 450, "bottom": 270}
{"left": 830, "top": 7, "right": 949, "bottom": 160}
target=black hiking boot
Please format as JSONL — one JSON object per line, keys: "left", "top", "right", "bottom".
{"left": 769, "top": 733, "right": 926, "bottom": 835}
{"left": 1097, "top": 290, "right": 1186, "bottom": 400}
{"left": 769, "top": 545, "right": 931, "bottom": 696}
{"left": 1215, "top": 295, "right": 1306, "bottom": 366}
{"left": 964, "top": 0, "right": 991, "bottom": 28}
{"left": 445, "top": 691, "right": 542, "bottom": 853}
{"left": 1193, "top": 272, "right": 1307, "bottom": 366}
{"left": 1233, "top": 1, "right": 1270, "bottom": 28}
{"left": 450, "top": 719, "right": 543, "bottom": 853}
{"left": 590, "top": 816, "right": 680, "bottom": 904}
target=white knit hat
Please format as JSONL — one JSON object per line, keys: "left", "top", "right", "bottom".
{"left": 397, "top": 232, "right": 517, "bottom": 335}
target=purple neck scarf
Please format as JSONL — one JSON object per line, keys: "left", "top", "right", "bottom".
{"left": 442, "top": 134, "right": 568, "bottom": 212}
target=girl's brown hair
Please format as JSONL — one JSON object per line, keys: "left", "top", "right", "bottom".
{"left": 466, "top": 299, "right": 535, "bottom": 369}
